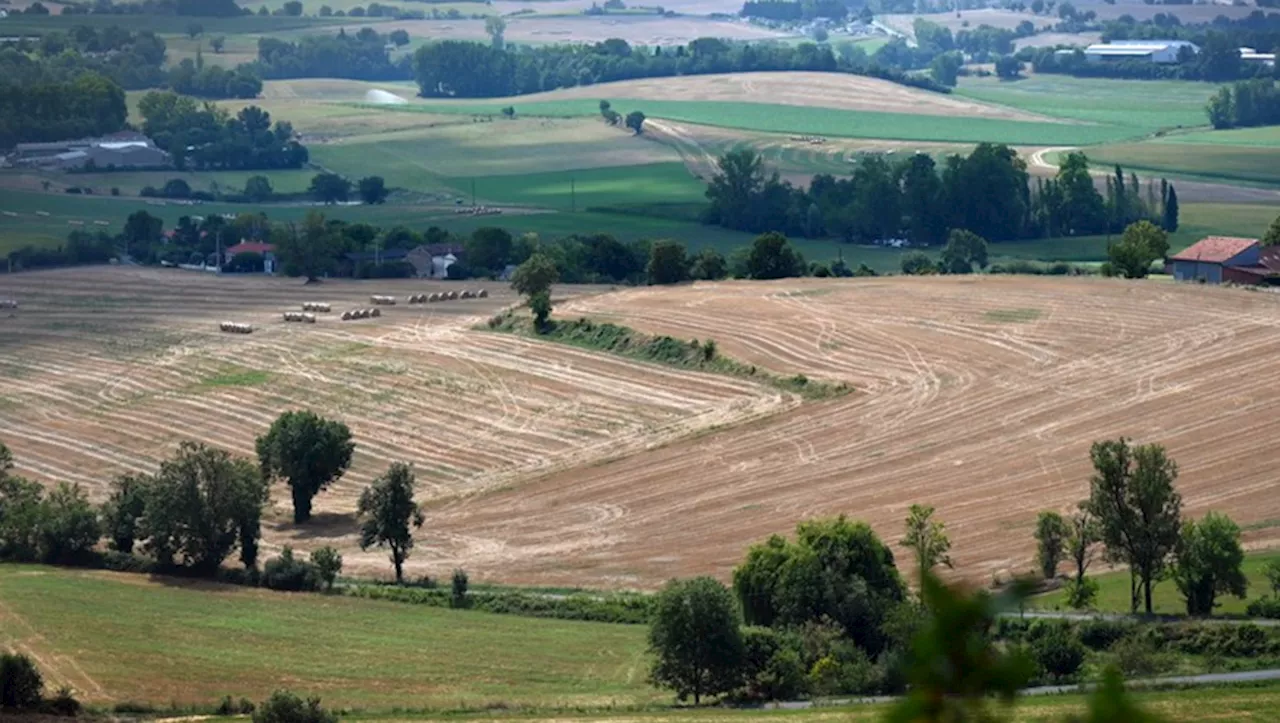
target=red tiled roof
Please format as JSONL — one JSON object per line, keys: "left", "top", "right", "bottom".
{"left": 226, "top": 242, "right": 275, "bottom": 255}
{"left": 1170, "top": 236, "right": 1258, "bottom": 264}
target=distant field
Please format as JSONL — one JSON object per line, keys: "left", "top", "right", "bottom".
{"left": 0, "top": 565, "right": 653, "bottom": 709}
{"left": 956, "top": 75, "right": 1218, "bottom": 133}
{"left": 439, "top": 163, "right": 708, "bottom": 211}
{"left": 164, "top": 33, "right": 259, "bottom": 69}
{"left": 1084, "top": 141, "right": 1280, "bottom": 188}
{"left": 0, "top": 13, "right": 354, "bottom": 35}
{"left": 1033, "top": 549, "right": 1280, "bottom": 615}
{"left": 0, "top": 168, "right": 316, "bottom": 197}
{"left": 1161, "top": 126, "right": 1280, "bottom": 147}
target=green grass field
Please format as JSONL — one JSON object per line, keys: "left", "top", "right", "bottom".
{"left": 1161, "top": 126, "right": 1280, "bottom": 147}
{"left": 365, "top": 100, "right": 1144, "bottom": 146}
{"left": 3, "top": 169, "right": 316, "bottom": 197}
{"left": 955, "top": 75, "right": 1219, "bottom": 133}
{"left": 0, "top": 564, "right": 654, "bottom": 710}
{"left": 1083, "top": 142, "right": 1280, "bottom": 188}
{"left": 0, "top": 13, "right": 354, "bottom": 35}
{"left": 1032, "top": 549, "right": 1280, "bottom": 615}
{"left": 438, "top": 163, "right": 707, "bottom": 211}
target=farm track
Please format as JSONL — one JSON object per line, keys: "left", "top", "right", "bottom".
{"left": 425, "top": 278, "right": 1280, "bottom": 587}
{"left": 0, "top": 268, "right": 786, "bottom": 568}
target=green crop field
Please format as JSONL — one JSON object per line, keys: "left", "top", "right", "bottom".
{"left": 0, "top": 564, "right": 654, "bottom": 710}
{"left": 438, "top": 163, "right": 707, "bottom": 211}
{"left": 1082, "top": 141, "right": 1280, "bottom": 188}
{"left": 956, "top": 75, "right": 1219, "bottom": 135}
{"left": 1160, "top": 126, "right": 1280, "bottom": 147}
{"left": 368, "top": 100, "right": 1143, "bottom": 146}
{"left": 1032, "top": 549, "right": 1280, "bottom": 615}
{"left": 2, "top": 168, "right": 317, "bottom": 197}
{"left": 0, "top": 13, "right": 353, "bottom": 36}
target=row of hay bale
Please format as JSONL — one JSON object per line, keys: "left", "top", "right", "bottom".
{"left": 370, "top": 295, "right": 397, "bottom": 306}
{"left": 282, "top": 312, "right": 317, "bottom": 324}
{"left": 405, "top": 289, "right": 489, "bottom": 304}
{"left": 220, "top": 321, "right": 253, "bottom": 334}
{"left": 301, "top": 302, "right": 331, "bottom": 313}
{"left": 0, "top": 299, "right": 17, "bottom": 309}
{"left": 342, "top": 308, "right": 382, "bottom": 321}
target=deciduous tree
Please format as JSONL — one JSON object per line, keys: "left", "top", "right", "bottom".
{"left": 274, "top": 211, "right": 339, "bottom": 283}
{"left": 1066, "top": 507, "right": 1101, "bottom": 609}
{"left": 256, "top": 410, "right": 355, "bottom": 524}
{"left": 746, "top": 232, "right": 804, "bottom": 280}
{"left": 1172, "top": 511, "right": 1247, "bottom": 616}
{"left": 1084, "top": 438, "right": 1182, "bottom": 615}
{"left": 308, "top": 173, "right": 350, "bottom": 204}
{"left": 243, "top": 175, "right": 273, "bottom": 202}
{"left": 648, "top": 576, "right": 744, "bottom": 705}
{"left": 357, "top": 462, "right": 425, "bottom": 584}
{"left": 510, "top": 252, "right": 558, "bottom": 298}
{"left": 1035, "top": 510, "right": 1070, "bottom": 580}
{"left": 625, "top": 110, "right": 646, "bottom": 134}
{"left": 357, "top": 176, "right": 388, "bottom": 205}
{"left": 1108, "top": 220, "right": 1169, "bottom": 279}
{"left": 647, "top": 240, "right": 688, "bottom": 285}
{"left": 101, "top": 474, "right": 149, "bottom": 554}
{"left": 939, "top": 229, "right": 988, "bottom": 274}
{"left": 37, "top": 482, "right": 100, "bottom": 565}
{"left": 310, "top": 546, "right": 343, "bottom": 591}
{"left": 901, "top": 504, "right": 952, "bottom": 575}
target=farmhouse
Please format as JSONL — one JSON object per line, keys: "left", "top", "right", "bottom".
{"left": 225, "top": 242, "right": 277, "bottom": 274}
{"left": 1168, "top": 236, "right": 1280, "bottom": 284}
{"left": 1083, "top": 40, "right": 1198, "bottom": 64}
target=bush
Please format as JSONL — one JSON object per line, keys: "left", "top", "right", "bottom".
{"left": 45, "top": 687, "right": 81, "bottom": 716}
{"left": 1065, "top": 576, "right": 1099, "bottom": 610}
{"left": 1247, "top": 595, "right": 1280, "bottom": 619}
{"left": 1111, "top": 631, "right": 1173, "bottom": 677}
{"left": 738, "top": 627, "right": 807, "bottom": 701}
{"left": 217, "top": 695, "right": 256, "bottom": 715}
{"left": 310, "top": 546, "right": 342, "bottom": 591}
{"left": 0, "top": 653, "right": 43, "bottom": 710}
{"left": 1078, "top": 618, "right": 1133, "bottom": 651}
{"left": 345, "top": 584, "right": 654, "bottom": 623}
{"left": 253, "top": 691, "right": 336, "bottom": 723}
{"left": 261, "top": 546, "right": 321, "bottom": 592}
{"left": 1031, "top": 622, "right": 1086, "bottom": 681}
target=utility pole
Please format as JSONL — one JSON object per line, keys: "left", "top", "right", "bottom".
{"left": 570, "top": 177, "right": 576, "bottom": 213}
{"left": 216, "top": 227, "right": 222, "bottom": 274}
{"left": 471, "top": 179, "right": 476, "bottom": 207}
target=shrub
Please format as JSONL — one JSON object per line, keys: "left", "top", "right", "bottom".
{"left": 738, "top": 627, "right": 807, "bottom": 701}
{"left": 1246, "top": 595, "right": 1280, "bottom": 619}
{"left": 1078, "top": 618, "right": 1133, "bottom": 651}
{"left": 310, "top": 546, "right": 342, "bottom": 591}
{"left": 261, "top": 546, "right": 321, "bottom": 592}
{"left": 218, "top": 695, "right": 257, "bottom": 715}
{"left": 1030, "top": 622, "right": 1086, "bottom": 681}
{"left": 1111, "top": 631, "right": 1172, "bottom": 677}
{"left": 253, "top": 691, "right": 336, "bottom": 723}
{"left": 45, "top": 687, "right": 81, "bottom": 716}
{"left": 451, "top": 568, "right": 469, "bottom": 608}
{"left": 1065, "top": 576, "right": 1099, "bottom": 610}
{"left": 0, "top": 653, "right": 43, "bottom": 710}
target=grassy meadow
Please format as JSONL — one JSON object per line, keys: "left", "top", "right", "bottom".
{"left": 1032, "top": 549, "right": 1280, "bottom": 615}
{"left": 0, "top": 564, "right": 655, "bottom": 710}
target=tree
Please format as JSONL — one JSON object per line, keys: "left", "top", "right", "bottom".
{"left": 1262, "top": 215, "right": 1280, "bottom": 248}
{"left": 187, "top": 22, "right": 204, "bottom": 38}
{"left": 1267, "top": 559, "right": 1280, "bottom": 596}
{"left": 451, "top": 568, "right": 469, "bottom": 608}
{"left": 900, "top": 251, "right": 937, "bottom": 275}
{"left": 1172, "top": 511, "right": 1247, "bottom": 616}
{"left": 210, "top": 35, "right": 225, "bottom": 53}
{"left": 939, "top": 229, "right": 988, "bottom": 274}
{"left": 122, "top": 210, "right": 163, "bottom": 259}
{"left": 529, "top": 290, "right": 553, "bottom": 330}
{"left": 484, "top": 15, "right": 506, "bottom": 49}
{"left": 930, "top": 51, "right": 963, "bottom": 87}
{"left": 1108, "top": 220, "right": 1169, "bottom": 279}
{"left": 0, "top": 471, "right": 43, "bottom": 563}
{"left": 466, "top": 227, "right": 514, "bottom": 275}
{"left": 1035, "top": 511, "right": 1070, "bottom": 580}
{"left": 689, "top": 248, "right": 728, "bottom": 280}
{"left": 1032, "top": 623, "right": 1086, "bottom": 682}
{"left": 389, "top": 29, "right": 410, "bottom": 47}
{"left": 357, "top": 462, "right": 425, "bottom": 584}
{"left": 274, "top": 211, "right": 339, "bottom": 283}
{"left": 648, "top": 576, "right": 744, "bottom": 705}
{"left": 746, "top": 232, "right": 804, "bottom": 280}
{"left": 1083, "top": 438, "right": 1182, "bottom": 615}
{"left": 625, "top": 110, "right": 646, "bottom": 134}
{"left": 243, "top": 175, "right": 274, "bottom": 202}
{"left": 253, "top": 691, "right": 337, "bottom": 723}
{"left": 1065, "top": 507, "right": 1100, "bottom": 609}
{"left": 647, "top": 240, "right": 689, "bottom": 285}
{"left": 995, "top": 54, "right": 1023, "bottom": 79}
{"left": 256, "top": 410, "right": 355, "bottom": 524}
{"left": 282, "top": 0, "right": 303, "bottom": 16}
{"left": 141, "top": 442, "right": 268, "bottom": 572}
{"left": 1057, "top": 152, "right": 1107, "bottom": 235}
{"left": 1162, "top": 184, "right": 1179, "bottom": 232}
{"left": 900, "top": 504, "right": 952, "bottom": 575}
{"left": 102, "top": 474, "right": 149, "bottom": 554}
{"left": 309, "top": 173, "right": 351, "bottom": 204}
{"left": 310, "top": 546, "right": 342, "bottom": 591}
{"left": 510, "top": 252, "right": 559, "bottom": 298}
{"left": 357, "top": 176, "right": 388, "bottom": 205}
{"left": 0, "top": 653, "right": 43, "bottom": 710}
{"left": 38, "top": 482, "right": 101, "bottom": 565}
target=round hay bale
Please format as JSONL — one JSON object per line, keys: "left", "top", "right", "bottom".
{"left": 342, "top": 311, "right": 353, "bottom": 321}
{"left": 303, "top": 313, "right": 316, "bottom": 324}
{"left": 478, "top": 289, "right": 489, "bottom": 298}
{"left": 428, "top": 292, "right": 440, "bottom": 302}
{"left": 371, "top": 307, "right": 382, "bottom": 318}
{"left": 447, "top": 290, "right": 459, "bottom": 300}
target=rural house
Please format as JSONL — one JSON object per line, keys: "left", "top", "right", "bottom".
{"left": 1168, "top": 236, "right": 1273, "bottom": 284}
{"left": 224, "top": 241, "right": 277, "bottom": 274}
{"left": 1082, "top": 40, "right": 1198, "bottom": 64}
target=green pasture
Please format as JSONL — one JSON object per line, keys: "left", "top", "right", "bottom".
{"left": 163, "top": 33, "right": 260, "bottom": 69}
{"left": 1082, "top": 141, "right": 1280, "bottom": 188}
{"left": 1032, "top": 549, "right": 1280, "bottom": 615}
{"left": 0, "top": 13, "right": 354, "bottom": 36}
{"left": 1160, "top": 125, "right": 1280, "bottom": 147}
{"left": 956, "top": 75, "right": 1219, "bottom": 133}
{"left": 0, "top": 564, "right": 654, "bottom": 710}
{"left": 11, "top": 169, "right": 317, "bottom": 197}
{"left": 438, "top": 163, "right": 706, "bottom": 211}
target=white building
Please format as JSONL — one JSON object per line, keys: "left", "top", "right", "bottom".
{"left": 1239, "top": 47, "right": 1277, "bottom": 66}
{"left": 1083, "top": 40, "right": 1199, "bottom": 65}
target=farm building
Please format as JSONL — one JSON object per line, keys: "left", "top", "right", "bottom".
{"left": 408, "top": 243, "right": 466, "bottom": 279}
{"left": 8, "top": 132, "right": 169, "bottom": 170}
{"left": 1083, "top": 40, "right": 1198, "bottom": 64}
{"left": 1166, "top": 236, "right": 1280, "bottom": 284}
{"left": 224, "top": 242, "right": 277, "bottom": 274}
{"left": 1239, "top": 47, "right": 1277, "bottom": 66}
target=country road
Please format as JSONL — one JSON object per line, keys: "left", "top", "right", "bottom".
{"left": 1005, "top": 610, "right": 1280, "bottom": 627}
{"left": 1026, "top": 145, "right": 1280, "bottom": 204}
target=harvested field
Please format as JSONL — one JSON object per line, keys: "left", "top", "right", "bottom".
{"left": 367, "top": 16, "right": 792, "bottom": 46}
{"left": 425, "top": 277, "right": 1280, "bottom": 587}
{"left": 463, "top": 72, "right": 1060, "bottom": 122}
{"left": 0, "top": 267, "right": 786, "bottom": 572}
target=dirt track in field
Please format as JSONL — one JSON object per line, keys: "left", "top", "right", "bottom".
{"left": 5, "top": 271, "right": 1280, "bottom": 587}
{"left": 425, "top": 277, "right": 1280, "bottom": 587}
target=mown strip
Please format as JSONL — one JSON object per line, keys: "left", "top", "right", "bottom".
{"left": 485, "top": 312, "right": 851, "bottom": 400}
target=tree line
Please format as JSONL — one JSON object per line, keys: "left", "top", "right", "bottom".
{"left": 1206, "top": 78, "right": 1280, "bottom": 128}
{"left": 253, "top": 28, "right": 413, "bottom": 81}
{"left": 137, "top": 91, "right": 308, "bottom": 170}
{"left": 412, "top": 35, "right": 947, "bottom": 99}
{"left": 8, "top": 25, "right": 168, "bottom": 90}
{"left": 0, "top": 71, "right": 127, "bottom": 149}
{"left": 703, "top": 146, "right": 1178, "bottom": 246}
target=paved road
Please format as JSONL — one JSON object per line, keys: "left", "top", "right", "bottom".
{"left": 767, "top": 668, "right": 1280, "bottom": 709}
{"left": 1005, "top": 610, "right": 1280, "bottom": 627}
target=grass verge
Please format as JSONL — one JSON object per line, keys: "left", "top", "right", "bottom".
{"left": 485, "top": 313, "right": 851, "bottom": 400}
